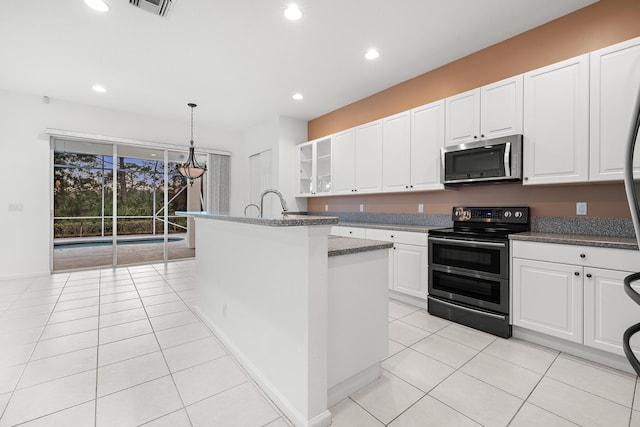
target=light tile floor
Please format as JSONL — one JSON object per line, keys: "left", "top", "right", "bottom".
{"left": 0, "top": 262, "right": 638, "bottom": 426}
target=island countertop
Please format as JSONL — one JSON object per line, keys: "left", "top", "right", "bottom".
{"left": 177, "top": 211, "right": 338, "bottom": 227}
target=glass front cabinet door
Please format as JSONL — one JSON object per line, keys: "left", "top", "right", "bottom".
{"left": 296, "top": 136, "right": 332, "bottom": 196}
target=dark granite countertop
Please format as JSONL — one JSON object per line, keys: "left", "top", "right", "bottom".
{"left": 177, "top": 211, "right": 338, "bottom": 227}
{"left": 337, "top": 222, "right": 444, "bottom": 234}
{"left": 328, "top": 236, "right": 393, "bottom": 257}
{"left": 510, "top": 232, "right": 638, "bottom": 250}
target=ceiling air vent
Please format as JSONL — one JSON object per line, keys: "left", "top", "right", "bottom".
{"left": 129, "top": 0, "right": 173, "bottom": 17}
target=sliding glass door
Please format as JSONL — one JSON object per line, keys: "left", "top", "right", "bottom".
{"left": 52, "top": 139, "right": 226, "bottom": 271}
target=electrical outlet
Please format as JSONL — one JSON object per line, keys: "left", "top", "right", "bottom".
{"left": 576, "top": 202, "right": 587, "bottom": 215}
{"left": 324, "top": 204, "right": 328, "bottom": 212}
{"left": 8, "top": 203, "right": 23, "bottom": 212}
{"left": 418, "top": 203, "right": 424, "bottom": 213}
{"left": 359, "top": 204, "right": 364, "bottom": 212}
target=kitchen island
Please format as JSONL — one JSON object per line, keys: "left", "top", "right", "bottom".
{"left": 179, "top": 212, "right": 391, "bottom": 427}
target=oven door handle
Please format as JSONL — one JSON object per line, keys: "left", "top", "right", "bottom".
{"left": 429, "top": 237, "right": 506, "bottom": 248}
{"left": 431, "top": 297, "right": 507, "bottom": 320}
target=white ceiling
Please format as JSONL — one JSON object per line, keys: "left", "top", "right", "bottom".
{"left": 0, "top": 0, "right": 597, "bottom": 132}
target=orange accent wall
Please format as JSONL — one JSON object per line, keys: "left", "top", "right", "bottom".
{"left": 306, "top": 0, "right": 640, "bottom": 219}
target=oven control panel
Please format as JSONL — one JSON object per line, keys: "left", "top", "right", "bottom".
{"left": 452, "top": 206, "right": 529, "bottom": 224}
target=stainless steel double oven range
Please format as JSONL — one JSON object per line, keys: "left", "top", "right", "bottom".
{"left": 428, "top": 206, "right": 530, "bottom": 338}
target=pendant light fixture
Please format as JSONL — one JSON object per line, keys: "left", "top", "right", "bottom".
{"left": 176, "top": 103, "right": 207, "bottom": 185}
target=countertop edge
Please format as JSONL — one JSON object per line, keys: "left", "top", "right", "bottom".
{"left": 177, "top": 211, "right": 339, "bottom": 227}
{"left": 336, "top": 222, "right": 443, "bottom": 234}
{"left": 328, "top": 237, "right": 393, "bottom": 257}
{"left": 509, "top": 232, "right": 638, "bottom": 250}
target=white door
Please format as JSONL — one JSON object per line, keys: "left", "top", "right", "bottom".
{"left": 332, "top": 129, "right": 356, "bottom": 194}
{"left": 445, "top": 88, "right": 480, "bottom": 146}
{"left": 590, "top": 37, "right": 640, "bottom": 181}
{"left": 512, "top": 258, "right": 583, "bottom": 343}
{"left": 393, "top": 243, "right": 427, "bottom": 299}
{"left": 411, "top": 100, "right": 445, "bottom": 190}
{"left": 355, "top": 120, "right": 383, "bottom": 193}
{"left": 522, "top": 54, "right": 589, "bottom": 185}
{"left": 249, "top": 149, "right": 272, "bottom": 213}
{"left": 584, "top": 267, "right": 640, "bottom": 357}
{"left": 481, "top": 75, "right": 523, "bottom": 139}
{"left": 382, "top": 111, "right": 412, "bottom": 192}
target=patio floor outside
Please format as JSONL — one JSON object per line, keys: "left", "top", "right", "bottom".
{"left": 53, "top": 234, "right": 195, "bottom": 271}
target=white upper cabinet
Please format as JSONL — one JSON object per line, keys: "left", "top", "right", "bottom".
{"left": 481, "top": 76, "right": 524, "bottom": 140}
{"left": 445, "top": 88, "right": 480, "bottom": 146}
{"left": 332, "top": 128, "right": 356, "bottom": 194}
{"left": 382, "top": 111, "right": 412, "bottom": 192}
{"left": 411, "top": 100, "right": 445, "bottom": 190}
{"left": 445, "top": 75, "right": 523, "bottom": 146}
{"left": 354, "top": 120, "right": 383, "bottom": 193}
{"left": 382, "top": 100, "right": 445, "bottom": 193}
{"left": 522, "top": 54, "right": 590, "bottom": 185}
{"left": 332, "top": 120, "right": 383, "bottom": 194}
{"left": 590, "top": 37, "right": 640, "bottom": 182}
{"left": 295, "top": 136, "right": 332, "bottom": 197}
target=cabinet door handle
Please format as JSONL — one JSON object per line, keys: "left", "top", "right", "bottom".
{"left": 580, "top": 254, "right": 586, "bottom": 258}
{"left": 586, "top": 273, "right": 592, "bottom": 278}
{"left": 390, "top": 235, "right": 394, "bottom": 238}
{"left": 481, "top": 134, "right": 485, "bottom": 138}
{"left": 574, "top": 272, "right": 580, "bottom": 276}
{"left": 473, "top": 135, "right": 478, "bottom": 139}
{"left": 405, "top": 185, "right": 409, "bottom": 189}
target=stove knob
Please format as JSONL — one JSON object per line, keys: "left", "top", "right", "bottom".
{"left": 504, "top": 211, "right": 512, "bottom": 218}
{"left": 515, "top": 211, "right": 522, "bottom": 218}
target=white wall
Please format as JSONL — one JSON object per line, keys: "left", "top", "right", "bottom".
{"left": 278, "top": 116, "right": 308, "bottom": 213}
{"left": 0, "top": 89, "right": 243, "bottom": 279}
{"left": 242, "top": 116, "right": 308, "bottom": 217}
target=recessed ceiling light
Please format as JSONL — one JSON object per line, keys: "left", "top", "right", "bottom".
{"left": 292, "top": 93, "right": 304, "bottom": 101}
{"left": 365, "top": 48, "right": 380, "bottom": 60}
{"left": 84, "top": 0, "right": 110, "bottom": 12}
{"left": 284, "top": 4, "right": 302, "bottom": 20}
{"left": 92, "top": 84, "right": 106, "bottom": 93}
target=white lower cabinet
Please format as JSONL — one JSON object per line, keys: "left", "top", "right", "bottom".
{"left": 392, "top": 243, "right": 427, "bottom": 299}
{"left": 584, "top": 268, "right": 640, "bottom": 357}
{"left": 512, "top": 240, "right": 640, "bottom": 358}
{"left": 356, "top": 228, "right": 428, "bottom": 300}
{"left": 512, "top": 258, "right": 583, "bottom": 343}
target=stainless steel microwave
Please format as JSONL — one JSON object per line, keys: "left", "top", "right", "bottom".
{"left": 441, "top": 135, "right": 523, "bottom": 185}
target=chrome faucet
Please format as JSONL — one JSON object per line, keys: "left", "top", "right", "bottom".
{"left": 259, "top": 189, "right": 288, "bottom": 218}
{"left": 244, "top": 203, "right": 260, "bottom": 218}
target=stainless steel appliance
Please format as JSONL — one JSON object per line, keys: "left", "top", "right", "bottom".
{"left": 622, "top": 83, "right": 640, "bottom": 375}
{"left": 428, "top": 206, "right": 530, "bottom": 338}
{"left": 441, "top": 135, "right": 523, "bottom": 185}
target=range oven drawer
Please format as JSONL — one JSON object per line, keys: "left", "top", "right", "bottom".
{"left": 428, "top": 236, "right": 508, "bottom": 279}
{"left": 429, "top": 266, "right": 509, "bottom": 314}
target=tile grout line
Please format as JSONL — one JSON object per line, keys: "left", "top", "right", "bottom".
{"left": 404, "top": 332, "right": 498, "bottom": 425}
{"left": 142, "top": 265, "right": 195, "bottom": 427}
{"left": 0, "top": 272, "right": 72, "bottom": 424}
